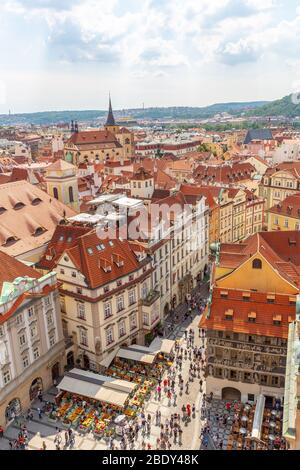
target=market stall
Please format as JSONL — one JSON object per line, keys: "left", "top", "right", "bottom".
{"left": 57, "top": 369, "right": 137, "bottom": 408}
{"left": 48, "top": 369, "right": 139, "bottom": 437}
{"left": 116, "top": 345, "right": 157, "bottom": 364}
{"left": 149, "top": 338, "right": 175, "bottom": 356}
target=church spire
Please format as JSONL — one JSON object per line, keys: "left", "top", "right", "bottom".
{"left": 105, "top": 93, "right": 116, "bottom": 127}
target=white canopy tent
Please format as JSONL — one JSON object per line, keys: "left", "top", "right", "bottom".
{"left": 68, "top": 213, "right": 105, "bottom": 224}
{"left": 57, "top": 368, "right": 136, "bottom": 408}
{"left": 99, "top": 348, "right": 120, "bottom": 369}
{"left": 88, "top": 194, "right": 121, "bottom": 206}
{"left": 149, "top": 338, "right": 175, "bottom": 355}
{"left": 116, "top": 345, "right": 157, "bottom": 364}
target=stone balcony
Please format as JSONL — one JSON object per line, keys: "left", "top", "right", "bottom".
{"left": 141, "top": 290, "right": 161, "bottom": 331}
{"left": 141, "top": 290, "right": 160, "bottom": 307}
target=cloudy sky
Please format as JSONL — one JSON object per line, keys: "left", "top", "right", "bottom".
{"left": 0, "top": 0, "right": 300, "bottom": 113}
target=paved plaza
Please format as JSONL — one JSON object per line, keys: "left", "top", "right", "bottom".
{"left": 0, "top": 282, "right": 209, "bottom": 451}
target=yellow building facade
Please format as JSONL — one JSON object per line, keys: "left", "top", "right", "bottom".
{"left": 45, "top": 159, "right": 79, "bottom": 213}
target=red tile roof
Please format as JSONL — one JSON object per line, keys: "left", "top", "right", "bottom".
{"left": 268, "top": 193, "right": 300, "bottom": 220}
{"left": 180, "top": 184, "right": 218, "bottom": 210}
{"left": 38, "top": 225, "right": 92, "bottom": 270}
{"left": 200, "top": 287, "right": 295, "bottom": 338}
{"left": 132, "top": 167, "right": 153, "bottom": 180}
{"left": 69, "top": 130, "right": 119, "bottom": 145}
{"left": 264, "top": 161, "right": 300, "bottom": 179}
{"left": 217, "top": 232, "right": 300, "bottom": 288}
{"left": 0, "top": 251, "right": 41, "bottom": 291}
{"left": 194, "top": 162, "right": 255, "bottom": 184}
{"left": 63, "top": 230, "right": 147, "bottom": 289}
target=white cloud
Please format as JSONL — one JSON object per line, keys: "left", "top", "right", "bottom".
{"left": 1, "top": 0, "right": 300, "bottom": 111}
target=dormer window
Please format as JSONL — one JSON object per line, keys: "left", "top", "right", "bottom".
{"left": 99, "top": 259, "right": 112, "bottom": 273}
{"left": 225, "top": 309, "right": 233, "bottom": 321}
{"left": 3, "top": 236, "right": 18, "bottom": 247}
{"left": 31, "top": 198, "right": 42, "bottom": 206}
{"left": 273, "top": 314, "right": 282, "bottom": 326}
{"left": 0, "top": 207, "right": 7, "bottom": 215}
{"left": 248, "top": 312, "right": 256, "bottom": 323}
{"left": 14, "top": 202, "right": 25, "bottom": 210}
{"left": 34, "top": 227, "right": 45, "bottom": 237}
{"left": 220, "top": 291, "right": 228, "bottom": 298}
{"left": 252, "top": 259, "right": 262, "bottom": 269}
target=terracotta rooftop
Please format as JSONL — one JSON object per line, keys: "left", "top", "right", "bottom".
{"left": 154, "top": 168, "right": 176, "bottom": 190}
{"left": 180, "top": 184, "right": 218, "bottom": 210}
{"left": 194, "top": 162, "right": 255, "bottom": 183}
{"left": 264, "top": 161, "right": 300, "bottom": 179}
{"left": 200, "top": 287, "right": 295, "bottom": 339}
{"left": 0, "top": 251, "right": 41, "bottom": 292}
{"left": 132, "top": 167, "right": 153, "bottom": 181}
{"left": 62, "top": 230, "right": 148, "bottom": 289}
{"left": 0, "top": 181, "right": 76, "bottom": 257}
{"left": 68, "top": 130, "right": 119, "bottom": 146}
{"left": 46, "top": 159, "right": 75, "bottom": 172}
{"left": 38, "top": 224, "right": 93, "bottom": 270}
{"left": 268, "top": 193, "right": 300, "bottom": 220}
{"left": 218, "top": 231, "right": 300, "bottom": 288}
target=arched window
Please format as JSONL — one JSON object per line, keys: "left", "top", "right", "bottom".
{"left": 53, "top": 187, "right": 59, "bottom": 200}
{"left": 69, "top": 186, "right": 74, "bottom": 203}
{"left": 252, "top": 258, "right": 262, "bottom": 269}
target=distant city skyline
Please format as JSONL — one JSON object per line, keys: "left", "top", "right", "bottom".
{"left": 1, "top": 0, "right": 300, "bottom": 113}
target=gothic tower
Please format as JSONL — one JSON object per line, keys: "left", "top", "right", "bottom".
{"left": 104, "top": 94, "right": 119, "bottom": 135}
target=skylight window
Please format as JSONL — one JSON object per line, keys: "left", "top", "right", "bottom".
{"left": 97, "top": 244, "right": 105, "bottom": 251}
{"left": 87, "top": 248, "right": 93, "bottom": 255}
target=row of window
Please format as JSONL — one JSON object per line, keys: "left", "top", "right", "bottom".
{"left": 76, "top": 287, "right": 146, "bottom": 321}
{"left": 79, "top": 314, "right": 138, "bottom": 348}
{"left": 132, "top": 180, "right": 153, "bottom": 188}
{"left": 15, "top": 297, "right": 51, "bottom": 325}
{"left": 64, "top": 269, "right": 145, "bottom": 296}
{"left": 53, "top": 186, "right": 74, "bottom": 203}
{"left": 274, "top": 218, "right": 300, "bottom": 230}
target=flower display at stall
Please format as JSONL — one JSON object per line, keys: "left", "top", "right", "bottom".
{"left": 56, "top": 402, "right": 72, "bottom": 418}
{"left": 67, "top": 406, "right": 84, "bottom": 425}
{"left": 51, "top": 349, "right": 174, "bottom": 437}
{"left": 94, "top": 420, "right": 106, "bottom": 434}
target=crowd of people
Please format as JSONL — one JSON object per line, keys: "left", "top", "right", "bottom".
{"left": 106, "top": 323, "right": 207, "bottom": 451}
{"left": 2, "top": 284, "right": 212, "bottom": 451}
